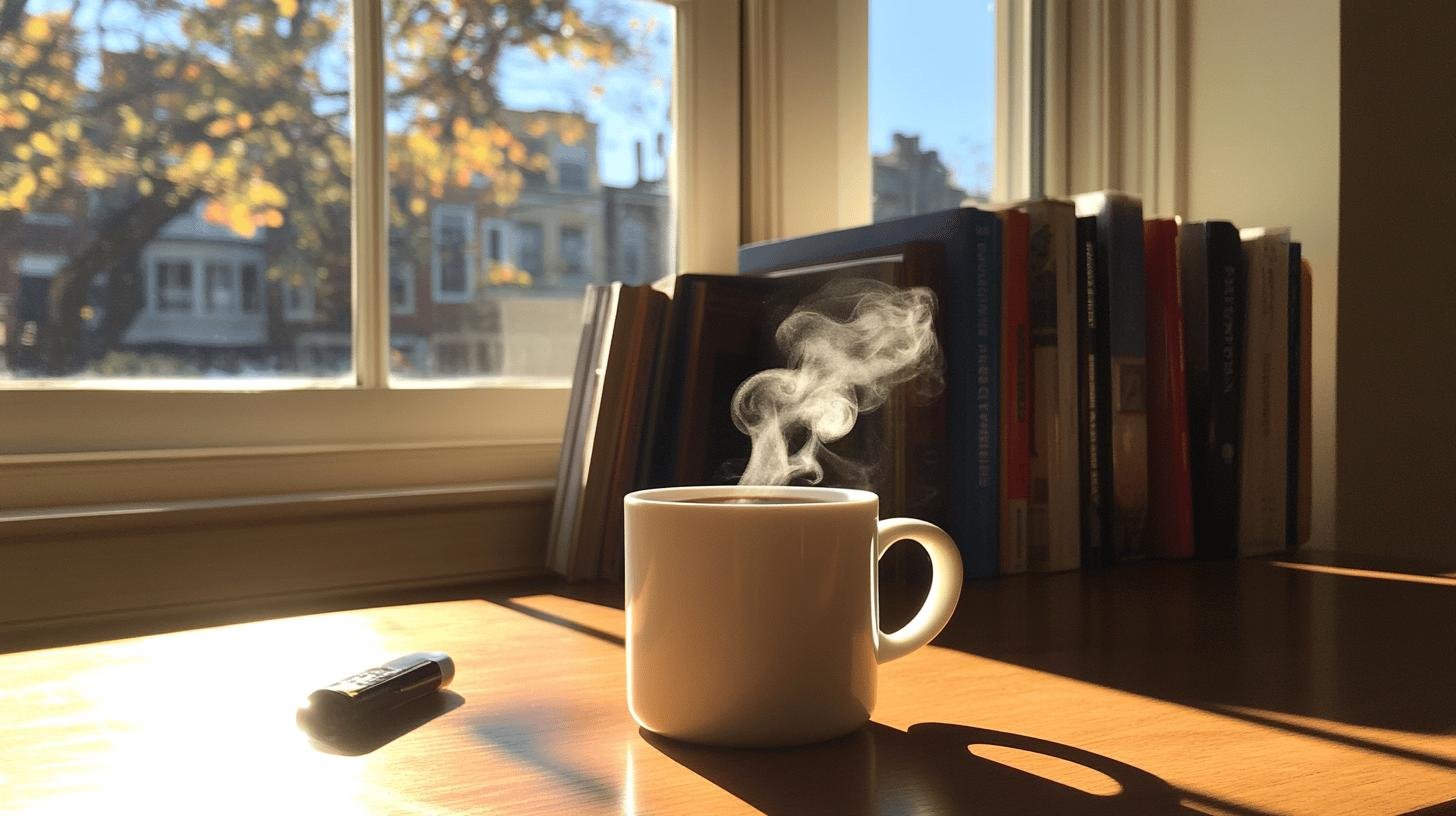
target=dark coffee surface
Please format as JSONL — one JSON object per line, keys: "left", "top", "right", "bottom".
{"left": 678, "top": 495, "right": 832, "bottom": 505}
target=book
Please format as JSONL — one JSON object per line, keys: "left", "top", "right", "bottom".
{"left": 548, "top": 285, "right": 614, "bottom": 577}
{"left": 1075, "top": 214, "right": 1111, "bottom": 568}
{"left": 1074, "top": 192, "right": 1148, "bottom": 563}
{"left": 997, "top": 209, "right": 1031, "bottom": 574}
{"left": 1237, "top": 228, "right": 1291, "bottom": 556}
{"left": 1179, "top": 221, "right": 1245, "bottom": 559}
{"left": 1020, "top": 199, "right": 1080, "bottom": 573}
{"left": 1144, "top": 218, "right": 1194, "bottom": 558}
{"left": 739, "top": 208, "right": 1001, "bottom": 579}
{"left": 598, "top": 287, "right": 670, "bottom": 580}
{"left": 1297, "top": 259, "right": 1313, "bottom": 548}
{"left": 1285, "top": 242, "right": 1302, "bottom": 552}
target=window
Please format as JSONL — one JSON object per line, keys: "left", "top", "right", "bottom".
{"left": 869, "top": 0, "right": 996, "bottom": 220}
{"left": 515, "top": 222, "right": 546, "bottom": 281}
{"left": 155, "top": 261, "right": 195, "bottom": 314}
{"left": 431, "top": 205, "right": 476, "bottom": 304}
{"left": 560, "top": 226, "right": 587, "bottom": 278}
{"left": 0, "top": 0, "right": 352, "bottom": 380}
{"left": 283, "top": 274, "right": 315, "bottom": 322}
{"left": 390, "top": 262, "right": 415, "bottom": 316}
{"left": 387, "top": 0, "right": 676, "bottom": 380}
{"left": 240, "top": 264, "right": 262, "bottom": 314}
{"left": 204, "top": 263, "right": 237, "bottom": 314}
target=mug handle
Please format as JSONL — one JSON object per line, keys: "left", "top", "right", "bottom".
{"left": 874, "top": 518, "right": 964, "bottom": 664}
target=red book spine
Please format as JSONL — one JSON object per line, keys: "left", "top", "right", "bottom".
{"left": 1144, "top": 219, "right": 1195, "bottom": 557}
{"left": 999, "top": 210, "right": 1031, "bottom": 574}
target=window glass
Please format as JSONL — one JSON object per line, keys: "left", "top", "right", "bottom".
{"left": 869, "top": 0, "right": 995, "bottom": 220}
{"left": 387, "top": 0, "right": 676, "bottom": 380}
{"left": 0, "top": 0, "right": 353, "bottom": 379}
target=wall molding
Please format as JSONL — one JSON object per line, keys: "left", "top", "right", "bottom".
{"left": 0, "top": 480, "right": 555, "bottom": 632}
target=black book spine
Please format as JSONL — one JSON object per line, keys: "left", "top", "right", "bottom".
{"left": 1076, "top": 216, "right": 1110, "bottom": 568}
{"left": 1179, "top": 224, "right": 1211, "bottom": 539}
{"left": 1285, "top": 242, "right": 1302, "bottom": 551}
{"left": 1202, "top": 223, "right": 1245, "bottom": 558}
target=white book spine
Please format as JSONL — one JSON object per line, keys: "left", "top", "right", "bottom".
{"left": 1237, "top": 232, "right": 1290, "bottom": 555}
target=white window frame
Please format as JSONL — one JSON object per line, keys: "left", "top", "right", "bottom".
{"left": 0, "top": 0, "right": 741, "bottom": 548}
{"left": 152, "top": 258, "right": 198, "bottom": 315}
{"left": 430, "top": 203, "right": 476, "bottom": 304}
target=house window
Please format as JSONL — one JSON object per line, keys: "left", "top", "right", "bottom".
{"left": 560, "top": 226, "right": 587, "bottom": 277}
{"left": 483, "top": 218, "right": 513, "bottom": 266}
{"left": 620, "top": 216, "right": 648, "bottom": 284}
{"left": 515, "top": 222, "right": 545, "bottom": 280}
{"left": 431, "top": 205, "right": 475, "bottom": 303}
{"left": 283, "top": 275, "right": 315, "bottom": 321}
{"left": 204, "top": 262, "right": 237, "bottom": 313}
{"left": 155, "top": 261, "right": 195, "bottom": 313}
{"left": 240, "top": 264, "right": 262, "bottom": 313}
{"left": 390, "top": 262, "right": 415, "bottom": 316}
{"left": 558, "top": 160, "right": 589, "bottom": 191}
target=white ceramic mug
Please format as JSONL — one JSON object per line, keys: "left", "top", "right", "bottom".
{"left": 624, "top": 485, "right": 963, "bottom": 747}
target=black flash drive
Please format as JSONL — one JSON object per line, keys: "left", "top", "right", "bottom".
{"left": 296, "top": 652, "right": 455, "bottom": 738}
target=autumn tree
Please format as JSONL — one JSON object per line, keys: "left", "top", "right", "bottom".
{"left": 0, "top": 0, "right": 630, "bottom": 374}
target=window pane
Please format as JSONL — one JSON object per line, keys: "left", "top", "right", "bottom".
{"left": 870, "top": 0, "right": 995, "bottom": 221}
{"left": 386, "top": 0, "right": 676, "bottom": 380}
{"left": 0, "top": 0, "right": 354, "bottom": 380}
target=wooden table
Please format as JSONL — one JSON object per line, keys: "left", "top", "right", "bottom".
{"left": 2, "top": 559, "right": 1453, "bottom": 815}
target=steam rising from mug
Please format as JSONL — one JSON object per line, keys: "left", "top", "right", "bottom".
{"left": 732, "top": 279, "right": 943, "bottom": 487}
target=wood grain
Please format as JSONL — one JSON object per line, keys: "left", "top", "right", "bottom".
{"left": 1, "top": 560, "right": 1452, "bottom": 815}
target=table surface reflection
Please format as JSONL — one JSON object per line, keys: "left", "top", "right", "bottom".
{"left": 1, "top": 558, "right": 1453, "bottom": 815}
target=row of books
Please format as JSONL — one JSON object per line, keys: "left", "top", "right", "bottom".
{"left": 548, "top": 192, "right": 1312, "bottom": 581}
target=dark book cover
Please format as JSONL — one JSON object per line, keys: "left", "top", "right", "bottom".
{"left": 1075, "top": 214, "right": 1111, "bottom": 568}
{"left": 1180, "top": 221, "right": 1244, "bottom": 559}
{"left": 1285, "top": 242, "right": 1302, "bottom": 552}
{"left": 646, "top": 255, "right": 942, "bottom": 519}
{"left": 740, "top": 208, "right": 1001, "bottom": 579}
{"left": 1076, "top": 192, "right": 1148, "bottom": 562}
{"left": 1144, "top": 219, "right": 1194, "bottom": 558}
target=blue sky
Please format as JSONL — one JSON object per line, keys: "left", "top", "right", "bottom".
{"left": 870, "top": 0, "right": 997, "bottom": 195}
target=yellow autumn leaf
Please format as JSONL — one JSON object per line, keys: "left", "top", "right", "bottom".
{"left": 409, "top": 197, "right": 427, "bottom": 216}
{"left": 558, "top": 117, "right": 585, "bottom": 146}
{"left": 14, "top": 144, "right": 32, "bottom": 161}
{"left": 528, "top": 38, "right": 552, "bottom": 61}
{"left": 62, "top": 119, "right": 81, "bottom": 140}
{"left": 489, "top": 125, "right": 512, "bottom": 148}
{"left": 185, "top": 142, "right": 215, "bottom": 173}
{"left": 11, "top": 173, "right": 37, "bottom": 201}
{"left": 453, "top": 167, "right": 472, "bottom": 187}
{"left": 183, "top": 64, "right": 201, "bottom": 81}
{"left": 451, "top": 117, "right": 470, "bottom": 140}
{"left": 18, "top": 91, "right": 40, "bottom": 111}
{"left": 22, "top": 16, "right": 51, "bottom": 44}
{"left": 246, "top": 179, "right": 287, "bottom": 208}
{"left": 228, "top": 202, "right": 257, "bottom": 237}
{"left": 236, "top": 112, "right": 254, "bottom": 130}
{"left": 507, "top": 142, "right": 526, "bottom": 164}
{"left": 79, "top": 305, "right": 95, "bottom": 321}
{"left": 137, "top": 177, "right": 154, "bottom": 196}
{"left": 528, "top": 153, "right": 550, "bottom": 172}
{"left": 525, "top": 118, "right": 549, "bottom": 138}
{"left": 205, "top": 119, "right": 235, "bottom": 138}
{"left": 263, "top": 209, "right": 284, "bottom": 228}
{"left": 30, "top": 131, "right": 59, "bottom": 158}
{"left": 275, "top": 0, "right": 298, "bottom": 17}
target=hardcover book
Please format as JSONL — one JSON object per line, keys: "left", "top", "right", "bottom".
{"left": 1075, "top": 192, "right": 1148, "bottom": 563}
{"left": 997, "top": 209, "right": 1031, "bottom": 574}
{"left": 1020, "top": 199, "right": 1081, "bottom": 573}
{"left": 1179, "top": 221, "right": 1245, "bottom": 558}
{"left": 1237, "top": 228, "right": 1291, "bottom": 556}
{"left": 739, "top": 208, "right": 1002, "bottom": 578}
{"left": 1144, "top": 218, "right": 1194, "bottom": 558}
{"left": 1075, "top": 214, "right": 1111, "bottom": 567}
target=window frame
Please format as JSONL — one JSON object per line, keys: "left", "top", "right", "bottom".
{"left": 0, "top": 0, "right": 742, "bottom": 519}
{"left": 429, "top": 203, "right": 477, "bottom": 304}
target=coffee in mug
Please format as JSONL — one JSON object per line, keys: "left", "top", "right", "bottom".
{"left": 624, "top": 485, "right": 962, "bottom": 747}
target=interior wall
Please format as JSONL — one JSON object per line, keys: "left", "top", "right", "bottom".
{"left": 1183, "top": 0, "right": 1340, "bottom": 550}
{"left": 1336, "top": 2, "right": 1456, "bottom": 564}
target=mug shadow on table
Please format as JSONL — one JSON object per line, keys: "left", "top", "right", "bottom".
{"left": 643, "top": 721, "right": 1268, "bottom": 816}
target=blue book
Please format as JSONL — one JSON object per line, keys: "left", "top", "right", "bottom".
{"left": 738, "top": 208, "right": 1003, "bottom": 579}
